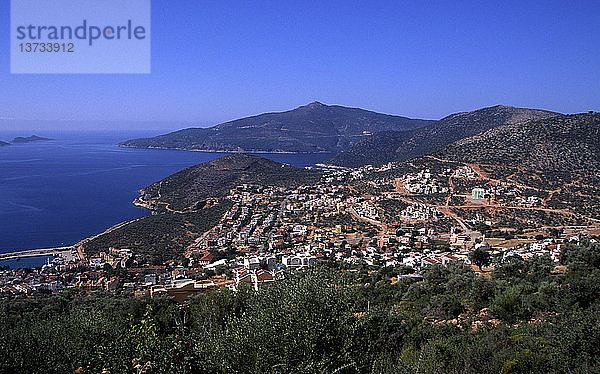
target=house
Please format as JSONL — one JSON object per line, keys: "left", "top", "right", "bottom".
{"left": 259, "top": 256, "right": 276, "bottom": 270}
{"left": 254, "top": 269, "right": 275, "bottom": 289}
{"left": 197, "top": 252, "right": 214, "bottom": 266}
{"left": 144, "top": 275, "right": 156, "bottom": 285}
{"left": 472, "top": 188, "right": 486, "bottom": 200}
{"left": 204, "top": 259, "right": 228, "bottom": 271}
{"left": 243, "top": 257, "right": 260, "bottom": 270}
{"left": 475, "top": 237, "right": 491, "bottom": 251}
{"left": 150, "top": 280, "right": 220, "bottom": 302}
{"left": 450, "top": 233, "right": 471, "bottom": 247}
{"left": 398, "top": 273, "right": 423, "bottom": 280}
{"left": 282, "top": 254, "right": 316, "bottom": 269}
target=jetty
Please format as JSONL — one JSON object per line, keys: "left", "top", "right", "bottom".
{"left": 0, "top": 246, "right": 77, "bottom": 261}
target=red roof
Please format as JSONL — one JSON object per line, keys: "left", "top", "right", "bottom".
{"left": 198, "top": 252, "right": 214, "bottom": 262}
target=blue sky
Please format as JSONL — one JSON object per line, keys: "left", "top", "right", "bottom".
{"left": 1, "top": 0, "right": 599, "bottom": 129}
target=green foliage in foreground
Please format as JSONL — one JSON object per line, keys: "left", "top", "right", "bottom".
{"left": 2, "top": 241, "right": 600, "bottom": 373}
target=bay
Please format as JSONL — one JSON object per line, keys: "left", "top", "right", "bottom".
{"left": 0, "top": 130, "right": 333, "bottom": 267}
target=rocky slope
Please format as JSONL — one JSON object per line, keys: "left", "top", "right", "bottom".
{"left": 436, "top": 112, "right": 600, "bottom": 173}
{"left": 327, "top": 105, "right": 559, "bottom": 167}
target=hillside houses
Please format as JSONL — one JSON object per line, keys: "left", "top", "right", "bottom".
{"left": 401, "top": 203, "right": 443, "bottom": 221}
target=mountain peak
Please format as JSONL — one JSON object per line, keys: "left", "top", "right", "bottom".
{"left": 304, "top": 101, "right": 327, "bottom": 109}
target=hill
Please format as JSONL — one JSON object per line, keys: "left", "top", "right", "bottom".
{"left": 327, "top": 105, "right": 559, "bottom": 167}
{"left": 432, "top": 112, "right": 600, "bottom": 219}
{"left": 80, "top": 154, "right": 322, "bottom": 260}
{"left": 119, "top": 102, "right": 433, "bottom": 153}
{"left": 436, "top": 112, "right": 600, "bottom": 174}
{"left": 10, "top": 135, "right": 53, "bottom": 143}
{"left": 0, "top": 141, "right": 9, "bottom": 146}
{"left": 138, "top": 153, "right": 322, "bottom": 211}
{"left": 80, "top": 203, "right": 231, "bottom": 263}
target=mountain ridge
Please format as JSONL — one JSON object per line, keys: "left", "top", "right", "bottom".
{"left": 119, "top": 102, "right": 434, "bottom": 153}
{"left": 326, "top": 105, "right": 560, "bottom": 167}
{"left": 435, "top": 112, "right": 600, "bottom": 173}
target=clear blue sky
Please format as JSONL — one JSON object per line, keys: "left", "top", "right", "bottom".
{"left": 1, "top": 0, "right": 599, "bottom": 128}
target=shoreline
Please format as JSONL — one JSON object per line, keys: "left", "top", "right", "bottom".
{"left": 0, "top": 197, "right": 154, "bottom": 265}
{"left": 1, "top": 145, "right": 332, "bottom": 266}
{"left": 117, "top": 144, "right": 335, "bottom": 154}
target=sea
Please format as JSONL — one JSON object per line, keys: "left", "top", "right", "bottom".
{"left": 0, "top": 130, "right": 333, "bottom": 268}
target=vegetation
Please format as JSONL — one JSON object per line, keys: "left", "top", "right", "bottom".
{"left": 82, "top": 202, "right": 232, "bottom": 263}
{"left": 378, "top": 199, "right": 410, "bottom": 222}
{"left": 325, "top": 129, "right": 419, "bottom": 167}
{"left": 469, "top": 247, "right": 491, "bottom": 269}
{"left": 438, "top": 113, "right": 600, "bottom": 179}
{"left": 328, "top": 105, "right": 556, "bottom": 167}
{"left": 3, "top": 241, "right": 600, "bottom": 373}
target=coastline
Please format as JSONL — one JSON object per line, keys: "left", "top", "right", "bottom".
{"left": 2, "top": 142, "right": 332, "bottom": 267}
{"left": 117, "top": 144, "right": 334, "bottom": 154}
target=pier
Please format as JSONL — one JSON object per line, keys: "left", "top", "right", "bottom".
{"left": 0, "top": 246, "right": 76, "bottom": 261}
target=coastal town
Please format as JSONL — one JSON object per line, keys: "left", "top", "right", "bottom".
{"left": 2, "top": 157, "right": 598, "bottom": 300}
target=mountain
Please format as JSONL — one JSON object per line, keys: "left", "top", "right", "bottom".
{"left": 11, "top": 135, "right": 53, "bottom": 143}
{"left": 326, "top": 105, "right": 559, "bottom": 167}
{"left": 436, "top": 112, "right": 600, "bottom": 173}
{"left": 0, "top": 141, "right": 9, "bottom": 146}
{"left": 138, "top": 153, "right": 322, "bottom": 211}
{"left": 119, "top": 102, "right": 434, "bottom": 153}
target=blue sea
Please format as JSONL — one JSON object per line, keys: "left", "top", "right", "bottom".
{"left": 0, "top": 130, "right": 333, "bottom": 268}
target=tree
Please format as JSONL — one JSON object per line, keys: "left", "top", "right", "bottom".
{"left": 489, "top": 285, "right": 529, "bottom": 322}
{"left": 469, "top": 247, "right": 491, "bottom": 270}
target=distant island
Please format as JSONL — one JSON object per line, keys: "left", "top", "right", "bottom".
{"left": 10, "top": 135, "right": 54, "bottom": 143}
{"left": 0, "top": 140, "right": 9, "bottom": 146}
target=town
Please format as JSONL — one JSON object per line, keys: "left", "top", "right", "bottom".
{"left": 2, "top": 158, "right": 599, "bottom": 300}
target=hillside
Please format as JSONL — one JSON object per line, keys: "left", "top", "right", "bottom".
{"left": 80, "top": 154, "right": 322, "bottom": 260}
{"left": 432, "top": 112, "right": 600, "bottom": 219}
{"left": 80, "top": 203, "right": 231, "bottom": 263}
{"left": 119, "top": 102, "right": 433, "bottom": 153}
{"left": 139, "top": 153, "right": 322, "bottom": 211}
{"left": 0, "top": 141, "right": 9, "bottom": 146}
{"left": 327, "top": 105, "right": 559, "bottom": 167}
{"left": 436, "top": 112, "right": 600, "bottom": 174}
